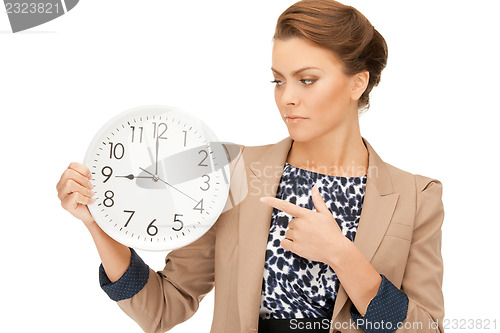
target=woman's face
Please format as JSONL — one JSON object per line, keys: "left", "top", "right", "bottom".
{"left": 271, "top": 37, "right": 367, "bottom": 142}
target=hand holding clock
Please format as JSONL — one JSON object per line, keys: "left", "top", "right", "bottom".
{"left": 56, "top": 160, "right": 156, "bottom": 229}
{"left": 56, "top": 162, "right": 97, "bottom": 229}
{"left": 56, "top": 161, "right": 133, "bottom": 284}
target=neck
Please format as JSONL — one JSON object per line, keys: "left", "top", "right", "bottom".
{"left": 286, "top": 125, "right": 368, "bottom": 178}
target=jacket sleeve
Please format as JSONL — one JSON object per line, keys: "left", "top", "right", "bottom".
{"left": 99, "top": 247, "right": 150, "bottom": 302}
{"left": 115, "top": 222, "right": 218, "bottom": 333}
{"left": 350, "top": 274, "right": 409, "bottom": 332}
{"left": 397, "top": 176, "right": 445, "bottom": 332}
{"left": 349, "top": 176, "right": 445, "bottom": 333}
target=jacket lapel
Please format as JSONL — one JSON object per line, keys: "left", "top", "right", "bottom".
{"left": 237, "top": 136, "right": 399, "bottom": 330}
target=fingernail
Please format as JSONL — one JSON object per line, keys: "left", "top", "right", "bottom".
{"left": 312, "top": 185, "right": 319, "bottom": 194}
{"left": 88, "top": 181, "right": 94, "bottom": 189}
{"left": 89, "top": 190, "right": 95, "bottom": 196}
{"left": 259, "top": 197, "right": 267, "bottom": 203}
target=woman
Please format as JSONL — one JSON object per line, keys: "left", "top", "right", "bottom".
{"left": 56, "top": 0, "right": 445, "bottom": 332}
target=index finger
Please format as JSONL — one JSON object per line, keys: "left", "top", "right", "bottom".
{"left": 68, "top": 162, "right": 92, "bottom": 179}
{"left": 260, "top": 196, "right": 311, "bottom": 218}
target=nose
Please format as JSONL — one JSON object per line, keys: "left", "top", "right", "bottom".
{"left": 278, "top": 83, "right": 299, "bottom": 106}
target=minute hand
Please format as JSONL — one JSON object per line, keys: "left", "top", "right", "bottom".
{"left": 139, "top": 167, "right": 198, "bottom": 203}
{"left": 155, "top": 136, "right": 159, "bottom": 175}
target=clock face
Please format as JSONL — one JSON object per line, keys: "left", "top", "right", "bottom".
{"left": 83, "top": 105, "right": 230, "bottom": 251}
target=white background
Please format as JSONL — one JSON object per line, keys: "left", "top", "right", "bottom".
{"left": 1, "top": 0, "right": 499, "bottom": 332}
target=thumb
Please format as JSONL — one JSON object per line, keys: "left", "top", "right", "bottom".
{"left": 311, "top": 184, "right": 329, "bottom": 214}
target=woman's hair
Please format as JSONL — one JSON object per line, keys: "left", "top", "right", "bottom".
{"left": 273, "top": 0, "right": 388, "bottom": 114}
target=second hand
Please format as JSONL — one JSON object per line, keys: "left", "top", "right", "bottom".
{"left": 139, "top": 167, "right": 198, "bottom": 203}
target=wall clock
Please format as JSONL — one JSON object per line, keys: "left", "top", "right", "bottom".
{"left": 83, "top": 105, "right": 231, "bottom": 251}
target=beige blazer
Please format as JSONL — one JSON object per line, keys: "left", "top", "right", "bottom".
{"left": 115, "top": 136, "right": 445, "bottom": 333}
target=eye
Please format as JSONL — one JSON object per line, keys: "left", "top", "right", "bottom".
{"left": 300, "top": 79, "right": 316, "bottom": 85}
{"left": 270, "top": 79, "right": 283, "bottom": 87}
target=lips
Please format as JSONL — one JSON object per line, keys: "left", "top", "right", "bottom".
{"left": 285, "top": 114, "right": 308, "bottom": 119}
{"left": 285, "top": 116, "right": 308, "bottom": 123}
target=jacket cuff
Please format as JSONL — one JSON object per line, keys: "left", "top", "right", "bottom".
{"left": 350, "top": 274, "right": 409, "bottom": 333}
{"left": 98, "top": 247, "right": 150, "bottom": 302}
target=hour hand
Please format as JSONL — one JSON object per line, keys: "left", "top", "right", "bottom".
{"left": 115, "top": 174, "right": 153, "bottom": 180}
{"left": 119, "top": 169, "right": 166, "bottom": 190}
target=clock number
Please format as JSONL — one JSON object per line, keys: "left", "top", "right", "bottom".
{"left": 198, "top": 150, "right": 209, "bottom": 167}
{"left": 183, "top": 130, "right": 187, "bottom": 147}
{"left": 130, "top": 126, "right": 143, "bottom": 143}
{"left": 147, "top": 219, "right": 158, "bottom": 236}
{"left": 108, "top": 142, "right": 125, "bottom": 159}
{"left": 200, "top": 174, "right": 210, "bottom": 191}
{"left": 172, "top": 214, "right": 184, "bottom": 231}
{"left": 103, "top": 190, "right": 114, "bottom": 207}
{"left": 152, "top": 122, "right": 168, "bottom": 139}
{"left": 102, "top": 166, "right": 113, "bottom": 183}
{"left": 193, "top": 198, "right": 204, "bottom": 214}
{"left": 123, "top": 210, "right": 135, "bottom": 227}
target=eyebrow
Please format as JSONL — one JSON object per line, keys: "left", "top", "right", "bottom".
{"left": 271, "top": 66, "right": 323, "bottom": 77}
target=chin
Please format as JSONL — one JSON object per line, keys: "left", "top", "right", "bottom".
{"left": 286, "top": 129, "right": 315, "bottom": 143}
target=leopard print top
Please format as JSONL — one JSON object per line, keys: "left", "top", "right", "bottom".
{"left": 259, "top": 162, "right": 367, "bottom": 319}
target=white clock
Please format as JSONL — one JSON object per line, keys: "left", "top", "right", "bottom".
{"left": 83, "top": 105, "right": 232, "bottom": 251}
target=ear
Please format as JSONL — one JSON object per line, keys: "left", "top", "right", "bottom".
{"left": 350, "top": 70, "right": 369, "bottom": 102}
